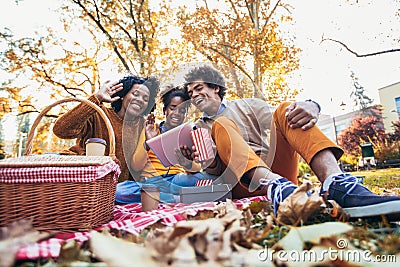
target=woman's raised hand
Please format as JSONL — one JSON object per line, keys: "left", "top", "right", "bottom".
{"left": 145, "top": 113, "right": 158, "bottom": 140}
{"left": 96, "top": 80, "right": 124, "bottom": 103}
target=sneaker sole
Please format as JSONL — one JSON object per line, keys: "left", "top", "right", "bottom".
{"left": 343, "top": 200, "right": 400, "bottom": 218}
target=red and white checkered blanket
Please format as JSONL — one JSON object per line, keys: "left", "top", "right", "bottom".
{"left": 0, "top": 160, "right": 120, "bottom": 183}
{"left": 15, "top": 196, "right": 267, "bottom": 260}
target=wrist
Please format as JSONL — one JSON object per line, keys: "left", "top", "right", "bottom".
{"left": 94, "top": 93, "right": 104, "bottom": 103}
{"left": 143, "top": 141, "right": 150, "bottom": 151}
{"left": 306, "top": 99, "right": 321, "bottom": 114}
{"left": 206, "top": 159, "right": 217, "bottom": 169}
{"left": 183, "top": 161, "right": 193, "bottom": 169}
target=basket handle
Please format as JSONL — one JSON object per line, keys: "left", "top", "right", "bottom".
{"left": 25, "top": 98, "right": 116, "bottom": 157}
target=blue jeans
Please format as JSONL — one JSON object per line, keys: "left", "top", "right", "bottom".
{"left": 115, "top": 172, "right": 217, "bottom": 204}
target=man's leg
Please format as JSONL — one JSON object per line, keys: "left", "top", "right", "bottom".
{"left": 271, "top": 102, "right": 343, "bottom": 183}
{"left": 269, "top": 102, "right": 400, "bottom": 218}
{"left": 210, "top": 117, "right": 281, "bottom": 198}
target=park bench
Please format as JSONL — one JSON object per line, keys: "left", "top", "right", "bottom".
{"left": 382, "top": 159, "right": 400, "bottom": 168}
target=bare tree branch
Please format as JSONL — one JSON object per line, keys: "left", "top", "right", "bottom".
{"left": 202, "top": 44, "right": 257, "bottom": 89}
{"left": 18, "top": 110, "right": 59, "bottom": 118}
{"left": 264, "top": 0, "right": 282, "bottom": 29}
{"left": 72, "top": 0, "right": 131, "bottom": 72}
{"left": 321, "top": 37, "right": 400, "bottom": 57}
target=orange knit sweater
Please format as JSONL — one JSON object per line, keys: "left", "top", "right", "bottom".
{"left": 53, "top": 95, "right": 144, "bottom": 182}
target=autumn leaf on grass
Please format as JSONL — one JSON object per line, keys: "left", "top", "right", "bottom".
{"left": 145, "top": 226, "right": 190, "bottom": 261}
{"left": 320, "top": 199, "right": 348, "bottom": 220}
{"left": 57, "top": 239, "right": 89, "bottom": 264}
{"left": 272, "top": 224, "right": 354, "bottom": 266}
{"left": 277, "top": 180, "right": 324, "bottom": 225}
{"left": 176, "top": 219, "right": 226, "bottom": 261}
{"left": 90, "top": 230, "right": 158, "bottom": 267}
{"left": 146, "top": 204, "right": 245, "bottom": 264}
{"left": 0, "top": 219, "right": 50, "bottom": 267}
{"left": 218, "top": 225, "right": 246, "bottom": 260}
{"left": 213, "top": 198, "right": 239, "bottom": 219}
{"left": 273, "top": 222, "right": 353, "bottom": 252}
{"left": 248, "top": 201, "right": 272, "bottom": 214}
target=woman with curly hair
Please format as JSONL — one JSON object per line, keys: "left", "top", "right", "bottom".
{"left": 115, "top": 86, "right": 216, "bottom": 204}
{"left": 53, "top": 75, "right": 160, "bottom": 182}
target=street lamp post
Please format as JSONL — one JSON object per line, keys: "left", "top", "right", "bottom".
{"left": 332, "top": 116, "right": 338, "bottom": 144}
{"left": 331, "top": 101, "right": 346, "bottom": 145}
{"left": 331, "top": 115, "right": 344, "bottom": 171}
{"left": 331, "top": 101, "right": 346, "bottom": 170}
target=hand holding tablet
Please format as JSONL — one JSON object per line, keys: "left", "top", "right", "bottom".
{"left": 145, "top": 122, "right": 215, "bottom": 167}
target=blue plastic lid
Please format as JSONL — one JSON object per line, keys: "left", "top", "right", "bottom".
{"left": 85, "top": 138, "right": 107, "bottom": 146}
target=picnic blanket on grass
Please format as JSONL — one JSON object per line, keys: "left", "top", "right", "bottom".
{"left": 16, "top": 196, "right": 268, "bottom": 260}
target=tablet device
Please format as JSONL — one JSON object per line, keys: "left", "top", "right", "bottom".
{"left": 145, "top": 121, "right": 196, "bottom": 167}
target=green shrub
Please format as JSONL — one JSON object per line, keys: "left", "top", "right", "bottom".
{"left": 298, "top": 159, "right": 313, "bottom": 177}
{"left": 340, "top": 154, "right": 358, "bottom": 165}
{"left": 375, "top": 140, "right": 400, "bottom": 161}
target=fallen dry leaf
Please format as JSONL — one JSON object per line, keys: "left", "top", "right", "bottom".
{"left": 146, "top": 218, "right": 225, "bottom": 262}
{"left": 0, "top": 219, "right": 49, "bottom": 267}
{"left": 214, "top": 201, "right": 227, "bottom": 217}
{"left": 320, "top": 199, "right": 348, "bottom": 220}
{"left": 218, "top": 225, "right": 246, "bottom": 260}
{"left": 145, "top": 201, "right": 249, "bottom": 264}
{"left": 145, "top": 228, "right": 188, "bottom": 263}
{"left": 277, "top": 180, "right": 324, "bottom": 225}
{"left": 214, "top": 198, "right": 238, "bottom": 219}
{"left": 172, "top": 237, "right": 197, "bottom": 264}
{"left": 241, "top": 208, "right": 253, "bottom": 229}
{"left": 202, "top": 220, "right": 225, "bottom": 261}
{"left": 57, "top": 239, "right": 89, "bottom": 263}
{"left": 271, "top": 223, "right": 355, "bottom": 267}
{"left": 273, "top": 222, "right": 353, "bottom": 251}
{"left": 90, "top": 230, "right": 159, "bottom": 267}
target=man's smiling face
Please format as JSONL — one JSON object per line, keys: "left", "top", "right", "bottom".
{"left": 186, "top": 81, "right": 221, "bottom": 115}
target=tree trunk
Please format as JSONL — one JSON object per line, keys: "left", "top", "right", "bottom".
{"left": 250, "top": 1, "right": 263, "bottom": 99}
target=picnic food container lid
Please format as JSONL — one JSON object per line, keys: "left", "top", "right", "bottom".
{"left": 85, "top": 138, "right": 107, "bottom": 146}
{"left": 0, "top": 155, "right": 115, "bottom": 168}
{"left": 141, "top": 185, "right": 160, "bottom": 192}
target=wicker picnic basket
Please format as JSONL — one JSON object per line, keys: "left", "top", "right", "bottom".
{"left": 0, "top": 98, "right": 120, "bottom": 232}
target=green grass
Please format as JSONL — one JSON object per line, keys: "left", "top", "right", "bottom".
{"left": 352, "top": 168, "right": 400, "bottom": 195}
{"left": 306, "top": 168, "right": 400, "bottom": 195}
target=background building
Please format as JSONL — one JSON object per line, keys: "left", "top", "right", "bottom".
{"left": 318, "top": 81, "right": 400, "bottom": 141}
{"left": 317, "top": 111, "right": 359, "bottom": 144}
{"left": 378, "top": 82, "right": 400, "bottom": 133}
